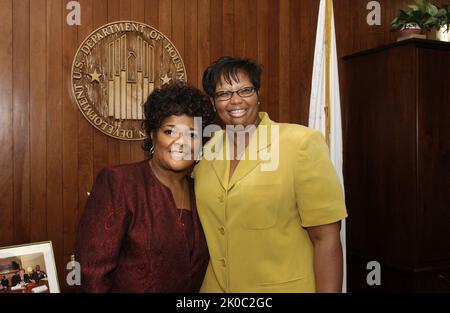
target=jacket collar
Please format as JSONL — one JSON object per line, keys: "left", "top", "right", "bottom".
{"left": 208, "top": 112, "right": 276, "bottom": 191}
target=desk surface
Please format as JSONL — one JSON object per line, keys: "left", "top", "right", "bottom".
{"left": 1, "top": 280, "right": 49, "bottom": 293}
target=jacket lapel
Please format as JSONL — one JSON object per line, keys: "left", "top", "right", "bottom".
{"left": 228, "top": 135, "right": 262, "bottom": 190}
{"left": 228, "top": 113, "right": 275, "bottom": 190}
{"left": 207, "top": 132, "right": 228, "bottom": 191}
{"left": 207, "top": 112, "right": 275, "bottom": 191}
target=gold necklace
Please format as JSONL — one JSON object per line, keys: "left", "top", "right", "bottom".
{"left": 179, "top": 180, "right": 188, "bottom": 226}
{"left": 179, "top": 186, "right": 185, "bottom": 223}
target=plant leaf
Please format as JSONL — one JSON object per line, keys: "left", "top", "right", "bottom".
{"left": 427, "top": 4, "right": 439, "bottom": 16}
{"left": 436, "top": 9, "right": 447, "bottom": 18}
{"left": 410, "top": 10, "right": 424, "bottom": 21}
{"left": 424, "top": 16, "right": 438, "bottom": 25}
{"left": 399, "top": 9, "right": 409, "bottom": 19}
{"left": 416, "top": 0, "right": 427, "bottom": 12}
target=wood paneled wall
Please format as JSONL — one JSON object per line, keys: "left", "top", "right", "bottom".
{"left": 0, "top": 0, "right": 411, "bottom": 291}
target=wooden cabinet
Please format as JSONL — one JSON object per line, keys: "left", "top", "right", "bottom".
{"left": 343, "top": 39, "right": 450, "bottom": 292}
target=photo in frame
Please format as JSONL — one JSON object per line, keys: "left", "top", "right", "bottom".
{"left": 0, "top": 241, "right": 60, "bottom": 293}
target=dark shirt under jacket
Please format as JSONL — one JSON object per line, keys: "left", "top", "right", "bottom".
{"left": 31, "top": 271, "right": 47, "bottom": 282}
{"left": 75, "top": 160, "right": 209, "bottom": 293}
{"left": 11, "top": 274, "right": 31, "bottom": 286}
{"left": 1, "top": 278, "right": 9, "bottom": 287}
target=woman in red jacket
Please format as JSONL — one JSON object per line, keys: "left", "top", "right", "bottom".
{"left": 75, "top": 81, "right": 215, "bottom": 292}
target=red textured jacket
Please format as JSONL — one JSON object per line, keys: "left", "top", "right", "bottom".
{"left": 75, "top": 160, "right": 209, "bottom": 292}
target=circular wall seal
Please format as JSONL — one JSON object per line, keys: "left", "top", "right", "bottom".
{"left": 71, "top": 21, "right": 187, "bottom": 140}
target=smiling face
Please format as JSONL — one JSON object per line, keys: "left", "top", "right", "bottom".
{"left": 150, "top": 114, "right": 200, "bottom": 172}
{"left": 214, "top": 71, "right": 260, "bottom": 128}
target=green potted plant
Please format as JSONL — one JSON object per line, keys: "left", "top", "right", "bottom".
{"left": 391, "top": 0, "right": 445, "bottom": 38}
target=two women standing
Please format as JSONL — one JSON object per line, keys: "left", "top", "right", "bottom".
{"left": 76, "top": 57, "right": 347, "bottom": 293}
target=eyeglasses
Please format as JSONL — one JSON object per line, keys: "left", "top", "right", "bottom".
{"left": 214, "top": 86, "right": 256, "bottom": 101}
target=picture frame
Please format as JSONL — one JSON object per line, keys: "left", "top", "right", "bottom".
{"left": 0, "top": 241, "right": 60, "bottom": 293}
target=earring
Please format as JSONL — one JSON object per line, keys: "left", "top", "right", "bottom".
{"left": 150, "top": 146, "right": 155, "bottom": 155}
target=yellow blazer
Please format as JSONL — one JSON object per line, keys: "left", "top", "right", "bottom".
{"left": 194, "top": 112, "right": 347, "bottom": 292}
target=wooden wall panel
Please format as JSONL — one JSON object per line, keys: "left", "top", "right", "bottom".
{"left": 288, "top": 0, "right": 304, "bottom": 125}
{"left": 120, "top": 0, "right": 132, "bottom": 18}
{"left": 257, "top": 0, "right": 270, "bottom": 118}
{"left": 0, "top": 0, "right": 13, "bottom": 246}
{"left": 278, "top": 0, "right": 290, "bottom": 123}
{"left": 233, "top": 0, "right": 246, "bottom": 58}
{"left": 30, "top": 0, "right": 48, "bottom": 243}
{"left": 132, "top": 0, "right": 145, "bottom": 22}
{"left": 299, "top": 0, "right": 320, "bottom": 125}
{"left": 185, "top": 0, "right": 198, "bottom": 85}
{"left": 266, "top": 0, "right": 282, "bottom": 121}
{"left": 197, "top": 0, "right": 210, "bottom": 88}
{"left": 145, "top": 0, "right": 159, "bottom": 27}
{"left": 209, "top": 0, "right": 222, "bottom": 63}
{"left": 62, "top": 0, "right": 79, "bottom": 282}
{"left": 158, "top": 0, "right": 171, "bottom": 37}
{"left": 222, "top": 0, "right": 234, "bottom": 57}
{"left": 0, "top": 0, "right": 418, "bottom": 292}
{"left": 12, "top": 0, "right": 31, "bottom": 245}
{"left": 46, "top": 0, "right": 64, "bottom": 288}
{"left": 245, "top": 0, "right": 258, "bottom": 61}
{"left": 172, "top": 0, "right": 185, "bottom": 57}
{"left": 76, "top": 1, "right": 94, "bottom": 286}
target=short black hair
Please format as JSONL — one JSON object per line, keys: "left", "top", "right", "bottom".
{"left": 142, "top": 80, "right": 215, "bottom": 152}
{"left": 202, "top": 56, "right": 262, "bottom": 98}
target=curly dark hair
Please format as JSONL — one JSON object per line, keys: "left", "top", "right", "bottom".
{"left": 202, "top": 56, "right": 263, "bottom": 98}
{"left": 142, "top": 80, "right": 216, "bottom": 152}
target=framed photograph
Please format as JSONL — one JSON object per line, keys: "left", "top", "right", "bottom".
{"left": 0, "top": 241, "right": 60, "bottom": 293}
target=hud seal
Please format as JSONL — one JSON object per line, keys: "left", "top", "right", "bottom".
{"left": 71, "top": 21, "right": 187, "bottom": 140}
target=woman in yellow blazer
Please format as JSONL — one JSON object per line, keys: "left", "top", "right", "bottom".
{"left": 194, "top": 56, "right": 348, "bottom": 293}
